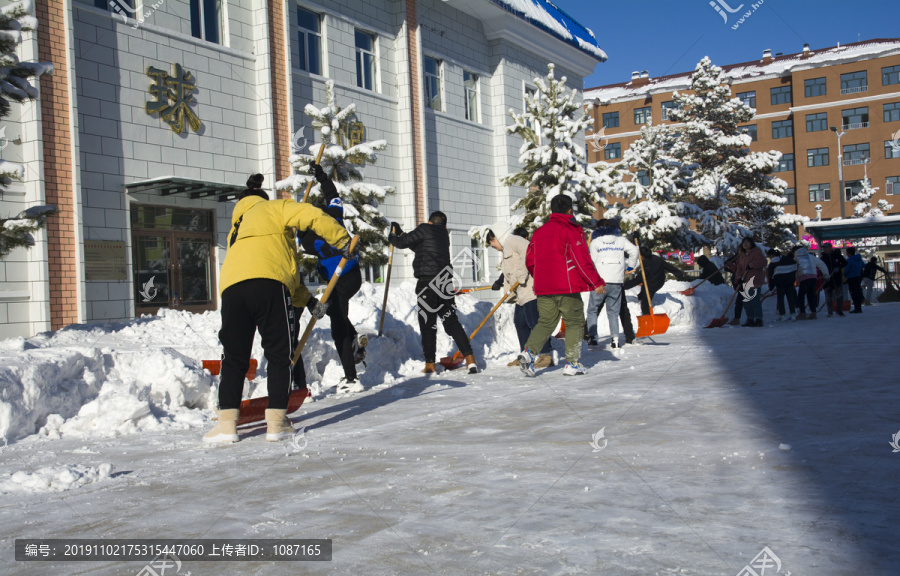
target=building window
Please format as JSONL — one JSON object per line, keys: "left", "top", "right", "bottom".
{"left": 98, "top": 0, "right": 135, "bottom": 11}
{"left": 776, "top": 153, "right": 794, "bottom": 172}
{"left": 885, "top": 102, "right": 900, "bottom": 123}
{"left": 660, "top": 101, "right": 677, "bottom": 120}
{"left": 884, "top": 65, "right": 900, "bottom": 86}
{"left": 805, "top": 77, "right": 826, "bottom": 98}
{"left": 737, "top": 90, "right": 756, "bottom": 109}
{"left": 844, "top": 179, "right": 865, "bottom": 201}
{"left": 355, "top": 30, "right": 376, "bottom": 91}
{"left": 362, "top": 263, "right": 384, "bottom": 283}
{"left": 840, "top": 70, "right": 867, "bottom": 94}
{"left": 842, "top": 107, "right": 869, "bottom": 130}
{"left": 604, "top": 142, "right": 622, "bottom": 160}
{"left": 886, "top": 140, "right": 900, "bottom": 160}
{"left": 464, "top": 71, "right": 479, "bottom": 122}
{"left": 806, "top": 112, "right": 828, "bottom": 132}
{"left": 770, "top": 85, "right": 791, "bottom": 105}
{"left": 297, "top": 7, "right": 322, "bottom": 75}
{"left": 636, "top": 170, "right": 650, "bottom": 186}
{"left": 456, "top": 238, "right": 486, "bottom": 283}
{"left": 772, "top": 119, "right": 792, "bottom": 139}
{"left": 783, "top": 187, "right": 795, "bottom": 206}
{"left": 741, "top": 124, "right": 757, "bottom": 141}
{"left": 424, "top": 57, "right": 442, "bottom": 110}
{"left": 843, "top": 143, "right": 870, "bottom": 165}
{"left": 807, "top": 147, "right": 829, "bottom": 167}
{"left": 809, "top": 183, "right": 831, "bottom": 202}
{"left": 886, "top": 176, "right": 900, "bottom": 196}
{"left": 602, "top": 111, "right": 619, "bottom": 128}
{"left": 634, "top": 106, "right": 651, "bottom": 125}
{"left": 190, "top": 0, "right": 220, "bottom": 44}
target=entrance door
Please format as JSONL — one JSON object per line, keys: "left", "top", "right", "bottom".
{"left": 131, "top": 205, "right": 217, "bottom": 314}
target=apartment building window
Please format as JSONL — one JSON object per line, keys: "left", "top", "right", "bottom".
{"left": 97, "top": 0, "right": 135, "bottom": 11}
{"left": 844, "top": 180, "right": 865, "bottom": 201}
{"left": 842, "top": 107, "right": 869, "bottom": 130}
{"left": 634, "top": 106, "right": 651, "bottom": 125}
{"left": 770, "top": 85, "right": 791, "bottom": 105}
{"left": 886, "top": 176, "right": 900, "bottom": 195}
{"left": 809, "top": 183, "right": 830, "bottom": 202}
{"left": 741, "top": 124, "right": 757, "bottom": 142}
{"left": 884, "top": 65, "right": 900, "bottom": 86}
{"left": 737, "top": 90, "right": 756, "bottom": 109}
{"left": 355, "top": 30, "right": 376, "bottom": 91}
{"left": 660, "top": 101, "right": 678, "bottom": 121}
{"left": 805, "top": 77, "right": 826, "bottom": 97}
{"left": 190, "top": 0, "right": 220, "bottom": 44}
{"left": 424, "top": 57, "right": 442, "bottom": 110}
{"left": 772, "top": 119, "right": 792, "bottom": 139}
{"left": 605, "top": 142, "right": 622, "bottom": 160}
{"left": 456, "top": 239, "right": 486, "bottom": 283}
{"left": 776, "top": 153, "right": 794, "bottom": 172}
{"left": 297, "top": 7, "right": 322, "bottom": 75}
{"left": 807, "top": 147, "right": 829, "bottom": 167}
{"left": 841, "top": 71, "right": 868, "bottom": 95}
{"left": 783, "top": 188, "right": 795, "bottom": 206}
{"left": 602, "top": 111, "right": 619, "bottom": 128}
{"left": 806, "top": 112, "right": 828, "bottom": 132}
{"left": 843, "top": 143, "right": 870, "bottom": 165}
{"left": 886, "top": 140, "right": 900, "bottom": 160}
{"left": 884, "top": 102, "right": 900, "bottom": 123}
{"left": 637, "top": 170, "right": 650, "bottom": 186}
{"left": 464, "top": 71, "right": 479, "bottom": 122}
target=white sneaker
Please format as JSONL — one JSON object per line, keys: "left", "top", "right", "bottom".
{"left": 789, "top": 313, "right": 798, "bottom": 322}
{"left": 517, "top": 349, "right": 535, "bottom": 377}
{"left": 336, "top": 378, "right": 364, "bottom": 394}
{"left": 563, "top": 361, "right": 587, "bottom": 376}
{"left": 610, "top": 337, "right": 619, "bottom": 349}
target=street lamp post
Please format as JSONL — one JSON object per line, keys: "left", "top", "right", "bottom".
{"left": 831, "top": 126, "right": 846, "bottom": 219}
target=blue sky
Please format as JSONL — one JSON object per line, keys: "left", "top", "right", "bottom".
{"left": 548, "top": 0, "right": 899, "bottom": 89}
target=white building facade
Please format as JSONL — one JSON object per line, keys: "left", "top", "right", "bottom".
{"left": 0, "top": 0, "right": 604, "bottom": 338}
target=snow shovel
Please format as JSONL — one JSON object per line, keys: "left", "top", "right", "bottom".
{"left": 237, "top": 388, "right": 310, "bottom": 427}
{"left": 705, "top": 289, "right": 739, "bottom": 328}
{"left": 455, "top": 285, "right": 494, "bottom": 294}
{"left": 439, "top": 282, "right": 520, "bottom": 369}
{"left": 679, "top": 256, "right": 734, "bottom": 295}
{"left": 634, "top": 241, "right": 670, "bottom": 338}
{"left": 202, "top": 358, "right": 257, "bottom": 380}
{"left": 554, "top": 320, "right": 566, "bottom": 339}
{"left": 377, "top": 244, "right": 394, "bottom": 337}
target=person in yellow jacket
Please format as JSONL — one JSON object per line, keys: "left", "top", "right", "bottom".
{"left": 204, "top": 174, "right": 352, "bottom": 444}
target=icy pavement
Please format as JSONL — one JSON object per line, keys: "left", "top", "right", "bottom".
{"left": 1, "top": 303, "right": 899, "bottom": 575}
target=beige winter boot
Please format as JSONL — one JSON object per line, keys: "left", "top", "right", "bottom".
{"left": 203, "top": 409, "right": 239, "bottom": 443}
{"left": 422, "top": 363, "right": 437, "bottom": 373}
{"left": 265, "top": 409, "right": 294, "bottom": 442}
{"left": 464, "top": 354, "right": 477, "bottom": 374}
{"left": 534, "top": 354, "right": 553, "bottom": 369}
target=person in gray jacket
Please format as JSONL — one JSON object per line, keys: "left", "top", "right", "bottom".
{"left": 585, "top": 219, "right": 638, "bottom": 348}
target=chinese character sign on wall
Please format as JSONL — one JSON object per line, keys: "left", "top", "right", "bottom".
{"left": 146, "top": 64, "right": 202, "bottom": 134}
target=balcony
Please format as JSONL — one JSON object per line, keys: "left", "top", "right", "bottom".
{"left": 840, "top": 85, "right": 868, "bottom": 95}
{"left": 844, "top": 157, "right": 870, "bottom": 166}
{"left": 842, "top": 122, "right": 869, "bottom": 130}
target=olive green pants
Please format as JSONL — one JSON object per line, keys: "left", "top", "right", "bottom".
{"left": 524, "top": 293, "right": 585, "bottom": 364}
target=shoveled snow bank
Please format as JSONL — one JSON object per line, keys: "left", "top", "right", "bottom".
{"left": 0, "top": 463, "right": 112, "bottom": 493}
{"left": 0, "top": 279, "right": 747, "bottom": 444}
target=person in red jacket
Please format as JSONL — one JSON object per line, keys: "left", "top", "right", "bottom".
{"left": 517, "top": 194, "right": 605, "bottom": 376}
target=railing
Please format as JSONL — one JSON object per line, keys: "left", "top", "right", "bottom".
{"left": 841, "top": 85, "right": 868, "bottom": 95}
{"left": 844, "top": 157, "right": 870, "bottom": 165}
{"left": 842, "top": 122, "right": 869, "bottom": 130}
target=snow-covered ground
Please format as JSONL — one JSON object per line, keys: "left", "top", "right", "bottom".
{"left": 1, "top": 281, "right": 898, "bottom": 575}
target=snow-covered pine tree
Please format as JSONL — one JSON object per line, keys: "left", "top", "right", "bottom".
{"left": 849, "top": 177, "right": 893, "bottom": 218}
{"left": 502, "top": 63, "right": 604, "bottom": 234}
{"left": 1, "top": 0, "right": 55, "bottom": 260}
{"left": 666, "top": 57, "right": 803, "bottom": 253}
{"left": 276, "top": 80, "right": 393, "bottom": 273}
{"left": 597, "top": 123, "right": 703, "bottom": 251}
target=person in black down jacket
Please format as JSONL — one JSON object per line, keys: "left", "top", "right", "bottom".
{"left": 620, "top": 246, "right": 684, "bottom": 343}
{"left": 862, "top": 256, "right": 888, "bottom": 305}
{"left": 389, "top": 211, "right": 476, "bottom": 374}
{"left": 695, "top": 255, "right": 725, "bottom": 286}
{"left": 819, "top": 243, "right": 847, "bottom": 317}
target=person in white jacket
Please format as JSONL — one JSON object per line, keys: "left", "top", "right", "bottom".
{"left": 586, "top": 219, "right": 639, "bottom": 347}
{"left": 791, "top": 245, "right": 829, "bottom": 320}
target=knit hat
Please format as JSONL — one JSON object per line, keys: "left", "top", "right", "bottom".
{"left": 489, "top": 220, "right": 513, "bottom": 245}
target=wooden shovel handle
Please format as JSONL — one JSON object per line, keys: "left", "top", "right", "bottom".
{"left": 469, "top": 282, "right": 519, "bottom": 341}
{"left": 378, "top": 244, "right": 394, "bottom": 336}
{"left": 300, "top": 143, "right": 328, "bottom": 203}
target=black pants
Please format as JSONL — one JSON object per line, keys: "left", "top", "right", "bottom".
{"left": 797, "top": 278, "right": 817, "bottom": 314}
{"left": 416, "top": 277, "right": 472, "bottom": 363}
{"left": 327, "top": 266, "right": 362, "bottom": 380}
{"left": 775, "top": 282, "right": 797, "bottom": 315}
{"left": 619, "top": 295, "right": 635, "bottom": 342}
{"left": 218, "top": 279, "right": 293, "bottom": 410}
{"left": 847, "top": 276, "right": 863, "bottom": 311}
{"left": 733, "top": 284, "right": 744, "bottom": 319}
{"left": 291, "top": 306, "right": 307, "bottom": 388}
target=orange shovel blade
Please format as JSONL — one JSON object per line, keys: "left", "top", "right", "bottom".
{"left": 203, "top": 359, "right": 257, "bottom": 380}
{"left": 679, "top": 287, "right": 697, "bottom": 296}
{"left": 237, "top": 388, "right": 310, "bottom": 427}
{"left": 438, "top": 351, "right": 464, "bottom": 370}
{"left": 636, "top": 313, "right": 670, "bottom": 338}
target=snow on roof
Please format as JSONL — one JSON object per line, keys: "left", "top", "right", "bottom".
{"left": 490, "top": 0, "right": 607, "bottom": 61}
{"left": 585, "top": 38, "right": 900, "bottom": 101}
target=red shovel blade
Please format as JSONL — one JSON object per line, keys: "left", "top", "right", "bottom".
{"left": 203, "top": 359, "right": 257, "bottom": 380}
{"left": 438, "top": 351, "right": 464, "bottom": 370}
{"left": 236, "top": 388, "right": 310, "bottom": 427}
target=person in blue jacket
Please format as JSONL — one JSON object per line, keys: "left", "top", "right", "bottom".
{"left": 297, "top": 163, "right": 367, "bottom": 394}
{"left": 843, "top": 246, "right": 865, "bottom": 314}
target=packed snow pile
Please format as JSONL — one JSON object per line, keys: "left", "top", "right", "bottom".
{"left": 0, "top": 279, "right": 739, "bottom": 445}
{"left": 0, "top": 463, "right": 113, "bottom": 493}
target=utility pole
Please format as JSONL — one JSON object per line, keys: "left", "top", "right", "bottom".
{"left": 831, "top": 126, "right": 846, "bottom": 219}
